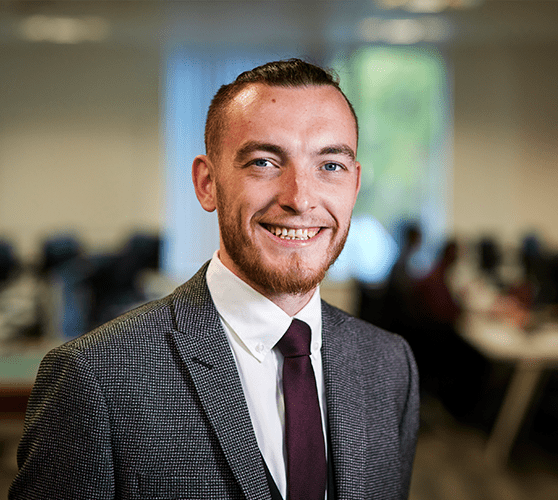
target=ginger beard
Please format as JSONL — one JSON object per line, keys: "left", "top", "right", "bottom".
{"left": 215, "top": 179, "right": 350, "bottom": 296}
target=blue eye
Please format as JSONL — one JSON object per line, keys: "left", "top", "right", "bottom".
{"left": 253, "top": 159, "right": 272, "bottom": 167}
{"left": 323, "top": 162, "right": 341, "bottom": 171}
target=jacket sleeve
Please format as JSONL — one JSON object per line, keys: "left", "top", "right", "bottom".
{"left": 398, "top": 337, "right": 420, "bottom": 499}
{"left": 9, "top": 346, "right": 116, "bottom": 500}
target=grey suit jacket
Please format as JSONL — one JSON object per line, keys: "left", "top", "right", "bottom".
{"left": 10, "top": 264, "right": 419, "bottom": 500}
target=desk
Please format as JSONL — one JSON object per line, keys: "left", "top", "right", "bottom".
{"left": 459, "top": 313, "right": 558, "bottom": 467}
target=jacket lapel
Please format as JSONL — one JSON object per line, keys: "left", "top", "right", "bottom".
{"left": 321, "top": 303, "right": 367, "bottom": 500}
{"left": 169, "top": 264, "right": 271, "bottom": 500}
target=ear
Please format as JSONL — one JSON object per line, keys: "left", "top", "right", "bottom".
{"left": 354, "top": 161, "right": 362, "bottom": 200}
{"left": 192, "top": 154, "right": 217, "bottom": 212}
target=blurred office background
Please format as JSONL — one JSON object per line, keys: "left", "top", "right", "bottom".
{"left": 1, "top": 0, "right": 558, "bottom": 498}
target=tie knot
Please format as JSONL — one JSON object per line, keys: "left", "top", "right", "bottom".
{"left": 276, "top": 319, "right": 311, "bottom": 358}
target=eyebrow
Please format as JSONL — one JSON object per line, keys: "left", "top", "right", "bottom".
{"left": 318, "top": 145, "right": 356, "bottom": 161}
{"left": 234, "top": 142, "right": 287, "bottom": 164}
{"left": 234, "top": 141, "right": 356, "bottom": 164}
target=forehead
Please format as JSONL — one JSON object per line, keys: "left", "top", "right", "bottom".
{"left": 221, "top": 84, "right": 358, "bottom": 153}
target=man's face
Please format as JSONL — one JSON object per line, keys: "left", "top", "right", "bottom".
{"left": 208, "top": 83, "right": 360, "bottom": 297}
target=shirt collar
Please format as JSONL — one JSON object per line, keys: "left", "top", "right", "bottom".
{"left": 206, "top": 251, "right": 322, "bottom": 362}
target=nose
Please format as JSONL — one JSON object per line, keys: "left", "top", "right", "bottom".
{"left": 277, "top": 165, "right": 317, "bottom": 215}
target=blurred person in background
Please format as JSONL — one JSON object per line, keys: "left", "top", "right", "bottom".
{"left": 10, "top": 59, "right": 419, "bottom": 500}
{"left": 412, "top": 240, "right": 488, "bottom": 420}
{"left": 414, "top": 240, "right": 461, "bottom": 329}
{"left": 381, "top": 221, "right": 422, "bottom": 335}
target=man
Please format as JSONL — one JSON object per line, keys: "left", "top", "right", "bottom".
{"left": 10, "top": 59, "right": 419, "bottom": 500}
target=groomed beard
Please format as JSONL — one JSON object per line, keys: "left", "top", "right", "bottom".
{"left": 215, "top": 183, "right": 350, "bottom": 296}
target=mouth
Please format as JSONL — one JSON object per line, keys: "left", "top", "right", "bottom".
{"left": 262, "top": 224, "right": 320, "bottom": 241}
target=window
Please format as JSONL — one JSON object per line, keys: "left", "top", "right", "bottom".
{"left": 329, "top": 46, "right": 450, "bottom": 282}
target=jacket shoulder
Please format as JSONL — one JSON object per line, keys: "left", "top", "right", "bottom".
{"left": 322, "top": 300, "right": 405, "bottom": 343}
{"left": 321, "top": 300, "right": 415, "bottom": 365}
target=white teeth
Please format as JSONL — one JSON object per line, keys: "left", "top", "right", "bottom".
{"left": 266, "top": 225, "right": 318, "bottom": 240}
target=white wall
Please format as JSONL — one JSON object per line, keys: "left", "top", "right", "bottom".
{"left": 452, "top": 42, "right": 558, "bottom": 248}
{"left": 0, "top": 44, "right": 162, "bottom": 261}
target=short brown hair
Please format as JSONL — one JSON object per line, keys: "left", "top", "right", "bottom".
{"left": 204, "top": 58, "right": 358, "bottom": 160}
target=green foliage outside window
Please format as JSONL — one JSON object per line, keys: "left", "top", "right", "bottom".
{"left": 332, "top": 46, "right": 448, "bottom": 239}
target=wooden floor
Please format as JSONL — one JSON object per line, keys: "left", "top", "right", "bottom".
{"left": 2, "top": 399, "right": 557, "bottom": 499}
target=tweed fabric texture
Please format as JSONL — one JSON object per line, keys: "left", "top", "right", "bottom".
{"left": 10, "top": 262, "right": 419, "bottom": 500}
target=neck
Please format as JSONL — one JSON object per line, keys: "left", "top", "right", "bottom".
{"left": 257, "top": 287, "right": 317, "bottom": 317}
{"left": 217, "top": 255, "right": 317, "bottom": 316}
{"left": 235, "top": 271, "right": 317, "bottom": 316}
{"left": 217, "top": 251, "right": 320, "bottom": 316}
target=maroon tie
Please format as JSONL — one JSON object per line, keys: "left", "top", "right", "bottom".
{"left": 276, "top": 319, "right": 327, "bottom": 500}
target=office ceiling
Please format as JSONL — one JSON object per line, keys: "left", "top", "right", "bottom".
{"left": 0, "top": 0, "right": 557, "bottom": 48}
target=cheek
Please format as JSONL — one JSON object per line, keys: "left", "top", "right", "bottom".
{"left": 327, "top": 191, "right": 357, "bottom": 218}
{"left": 239, "top": 186, "right": 275, "bottom": 215}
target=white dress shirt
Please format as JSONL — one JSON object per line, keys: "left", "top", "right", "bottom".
{"left": 206, "top": 252, "right": 328, "bottom": 499}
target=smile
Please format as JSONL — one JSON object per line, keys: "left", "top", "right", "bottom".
{"left": 263, "top": 225, "right": 319, "bottom": 241}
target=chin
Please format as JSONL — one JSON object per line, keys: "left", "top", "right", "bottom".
{"left": 220, "top": 220, "right": 348, "bottom": 296}
{"left": 251, "top": 254, "right": 329, "bottom": 296}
